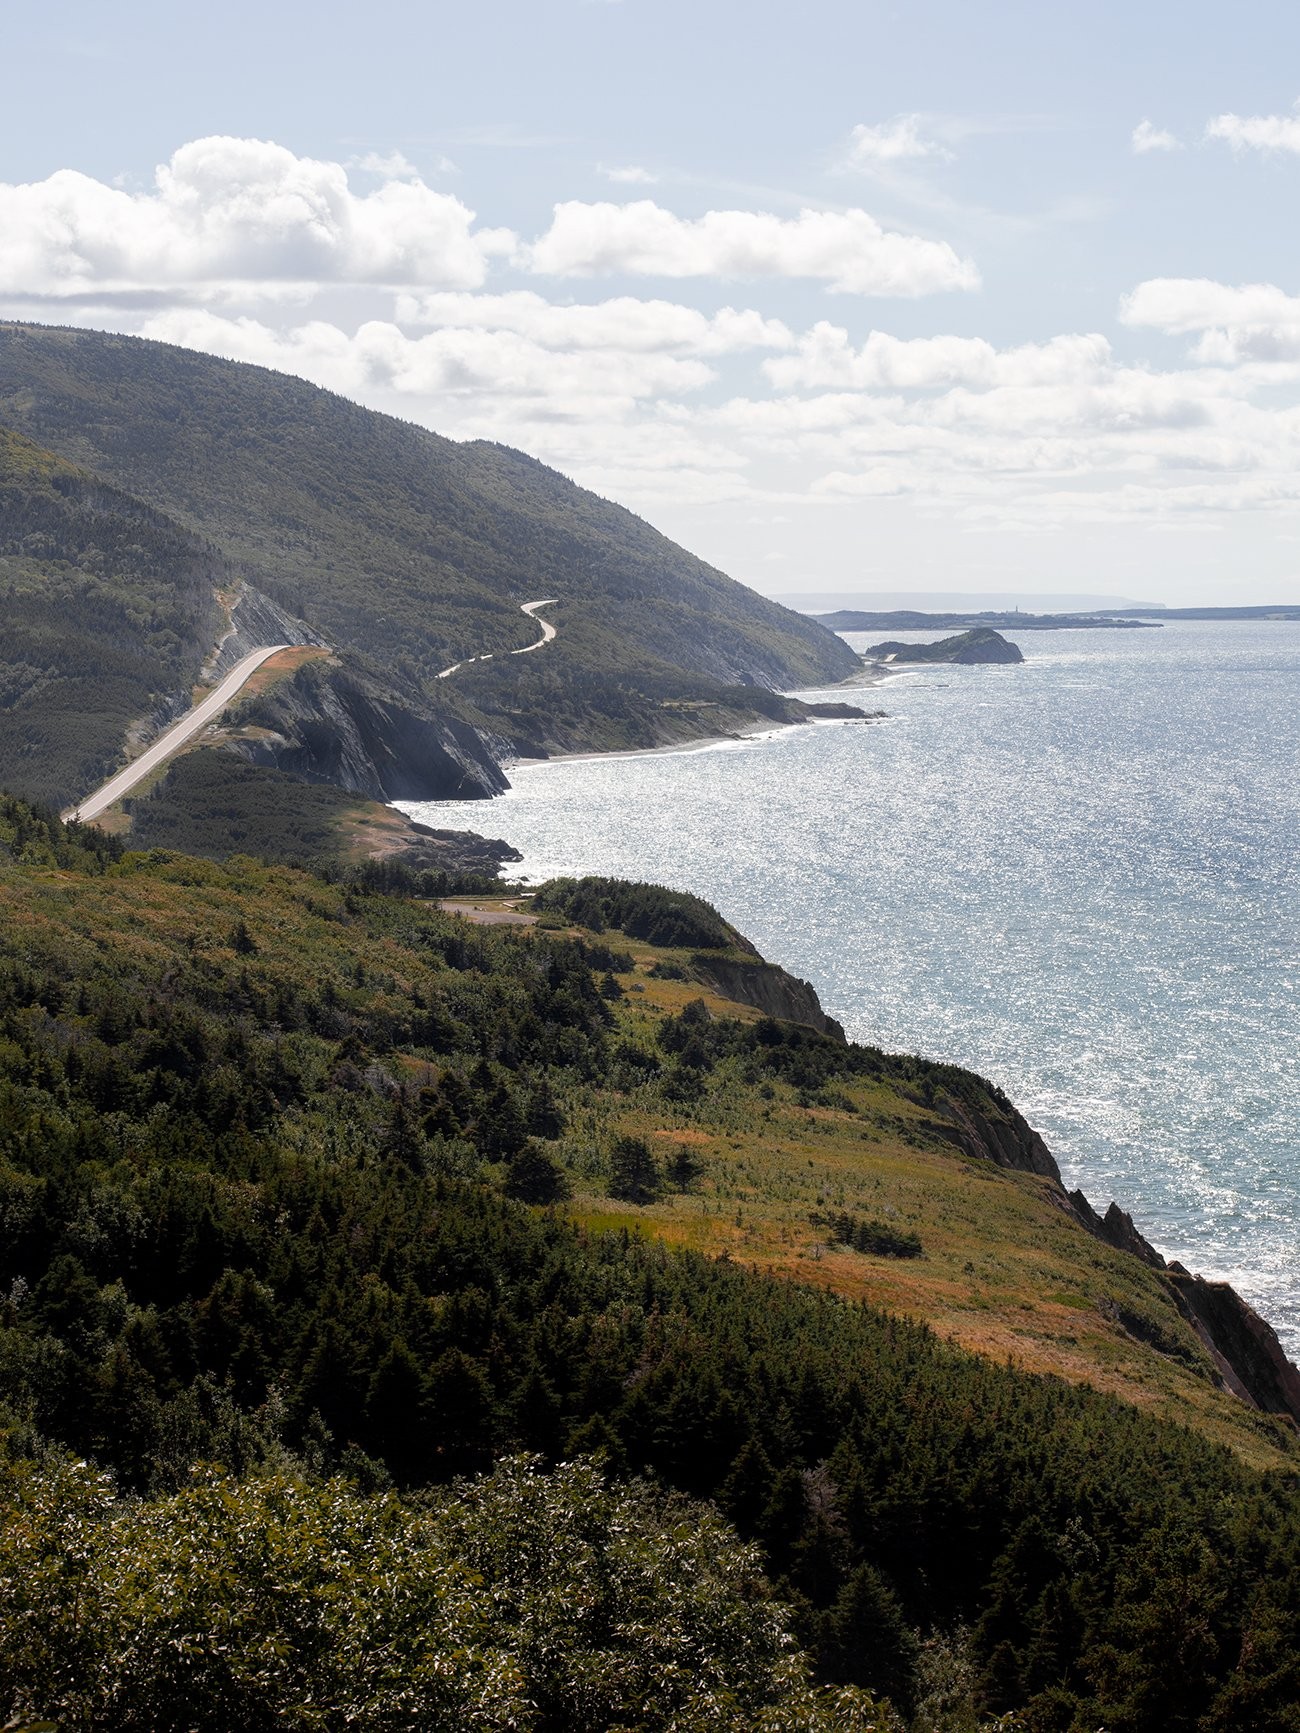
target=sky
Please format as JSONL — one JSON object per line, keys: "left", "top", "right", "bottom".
{"left": 6, "top": 0, "right": 1300, "bottom": 605}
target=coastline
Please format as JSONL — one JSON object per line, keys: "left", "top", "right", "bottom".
{"left": 504, "top": 660, "right": 902, "bottom": 773}
{"left": 399, "top": 622, "right": 1300, "bottom": 1381}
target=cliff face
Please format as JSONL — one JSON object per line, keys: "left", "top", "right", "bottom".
{"left": 933, "top": 1091, "right": 1064, "bottom": 1181}
{"left": 920, "top": 1101, "right": 1300, "bottom": 1425}
{"left": 687, "top": 955, "right": 846, "bottom": 1039}
{"left": 1069, "top": 1190, "right": 1300, "bottom": 1423}
{"left": 232, "top": 662, "right": 508, "bottom": 802}
{"left": 208, "top": 585, "right": 325, "bottom": 679}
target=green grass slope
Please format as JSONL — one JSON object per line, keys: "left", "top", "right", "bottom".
{"left": 0, "top": 425, "right": 223, "bottom": 807}
{"left": 0, "top": 324, "right": 858, "bottom": 706}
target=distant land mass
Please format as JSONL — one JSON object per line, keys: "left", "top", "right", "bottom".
{"left": 773, "top": 589, "right": 1157, "bottom": 614}
{"left": 816, "top": 603, "right": 1300, "bottom": 631}
{"left": 864, "top": 627, "right": 1025, "bottom": 665}
{"left": 822, "top": 608, "right": 1159, "bottom": 633}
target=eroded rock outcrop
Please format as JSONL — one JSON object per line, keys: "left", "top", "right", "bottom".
{"left": 1068, "top": 1186, "right": 1300, "bottom": 1422}
{"left": 922, "top": 1103, "right": 1300, "bottom": 1424}
{"left": 208, "top": 585, "right": 325, "bottom": 679}
{"left": 232, "top": 660, "right": 508, "bottom": 802}
{"left": 934, "top": 1091, "right": 1064, "bottom": 1181}
{"left": 687, "top": 955, "right": 846, "bottom": 1039}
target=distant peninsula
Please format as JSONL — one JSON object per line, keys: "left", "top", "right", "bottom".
{"left": 821, "top": 607, "right": 1158, "bottom": 632}
{"left": 864, "top": 627, "right": 1024, "bottom": 665}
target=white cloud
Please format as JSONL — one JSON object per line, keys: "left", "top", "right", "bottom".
{"left": 843, "top": 115, "right": 952, "bottom": 166}
{"left": 524, "top": 199, "right": 979, "bottom": 295}
{"left": 352, "top": 149, "right": 458, "bottom": 179}
{"left": 352, "top": 150, "right": 420, "bottom": 178}
{"left": 599, "top": 164, "right": 658, "bottom": 184}
{"left": 395, "top": 289, "right": 792, "bottom": 354}
{"left": 127, "top": 297, "right": 1300, "bottom": 529}
{"left": 140, "top": 309, "right": 717, "bottom": 407}
{"left": 764, "top": 325, "right": 1111, "bottom": 392}
{"left": 0, "top": 136, "right": 509, "bottom": 298}
{"left": 1131, "top": 119, "right": 1181, "bottom": 154}
{"left": 1121, "top": 277, "right": 1300, "bottom": 334}
{"left": 1120, "top": 276, "right": 1300, "bottom": 361}
{"left": 1206, "top": 106, "right": 1300, "bottom": 153}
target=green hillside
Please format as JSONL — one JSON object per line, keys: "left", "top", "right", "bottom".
{"left": 0, "top": 426, "right": 223, "bottom": 807}
{"left": 0, "top": 324, "right": 857, "bottom": 706}
{"left": 3, "top": 796, "right": 1300, "bottom": 1727}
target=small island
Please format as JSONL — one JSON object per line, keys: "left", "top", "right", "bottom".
{"left": 864, "top": 626, "right": 1024, "bottom": 665}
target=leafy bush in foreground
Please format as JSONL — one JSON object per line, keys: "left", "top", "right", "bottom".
{"left": 0, "top": 1452, "right": 892, "bottom": 1733}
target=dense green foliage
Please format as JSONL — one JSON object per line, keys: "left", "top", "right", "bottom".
{"left": 0, "top": 792, "right": 123, "bottom": 873}
{"left": 2, "top": 816, "right": 1300, "bottom": 1728}
{"left": 534, "top": 875, "right": 756, "bottom": 952}
{"left": 130, "top": 749, "right": 368, "bottom": 863}
{"left": 2, "top": 1453, "right": 889, "bottom": 1732}
{"left": 0, "top": 427, "right": 222, "bottom": 807}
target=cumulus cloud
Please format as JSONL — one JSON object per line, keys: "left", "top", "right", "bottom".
{"left": 1121, "top": 277, "right": 1300, "bottom": 334}
{"left": 128, "top": 296, "right": 1300, "bottom": 529}
{"left": 0, "top": 136, "right": 510, "bottom": 299}
{"left": 140, "top": 309, "right": 717, "bottom": 406}
{"left": 764, "top": 324, "right": 1111, "bottom": 392}
{"left": 1206, "top": 106, "right": 1300, "bottom": 152}
{"left": 843, "top": 115, "right": 952, "bottom": 166}
{"left": 1132, "top": 120, "right": 1181, "bottom": 153}
{"left": 1121, "top": 276, "right": 1300, "bottom": 363}
{"left": 524, "top": 199, "right": 979, "bottom": 295}
{"left": 395, "top": 289, "right": 792, "bottom": 354}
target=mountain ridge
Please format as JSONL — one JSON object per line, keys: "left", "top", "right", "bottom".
{"left": 0, "top": 321, "right": 861, "bottom": 820}
{"left": 0, "top": 322, "right": 856, "bottom": 690}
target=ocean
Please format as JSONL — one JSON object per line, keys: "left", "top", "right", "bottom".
{"left": 404, "top": 620, "right": 1300, "bottom": 1353}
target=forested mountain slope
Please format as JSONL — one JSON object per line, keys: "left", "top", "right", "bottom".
{"left": 3, "top": 797, "right": 1300, "bottom": 1728}
{"left": 0, "top": 426, "right": 223, "bottom": 807}
{"left": 0, "top": 324, "right": 857, "bottom": 697}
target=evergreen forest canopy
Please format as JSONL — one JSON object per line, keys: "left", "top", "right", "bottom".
{"left": 2, "top": 795, "right": 1300, "bottom": 1730}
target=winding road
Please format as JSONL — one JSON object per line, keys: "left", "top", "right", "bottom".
{"left": 64, "top": 598, "right": 561, "bottom": 825}
{"left": 63, "top": 644, "right": 291, "bottom": 824}
{"left": 436, "top": 597, "right": 559, "bottom": 679}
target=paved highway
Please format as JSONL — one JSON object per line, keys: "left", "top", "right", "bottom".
{"left": 64, "top": 644, "right": 291, "bottom": 824}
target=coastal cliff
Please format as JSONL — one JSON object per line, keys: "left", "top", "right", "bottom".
{"left": 229, "top": 658, "right": 509, "bottom": 802}
{"left": 686, "top": 954, "right": 847, "bottom": 1039}
{"left": 684, "top": 951, "right": 1300, "bottom": 1428}
{"left": 1070, "top": 1191, "right": 1300, "bottom": 1421}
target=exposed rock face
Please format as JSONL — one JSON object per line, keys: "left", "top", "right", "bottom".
{"left": 687, "top": 955, "right": 846, "bottom": 1039}
{"left": 209, "top": 585, "right": 324, "bottom": 679}
{"left": 935, "top": 1092, "right": 1064, "bottom": 1181}
{"left": 1069, "top": 1186, "right": 1300, "bottom": 1423}
{"left": 1166, "top": 1272, "right": 1300, "bottom": 1420}
{"left": 233, "top": 662, "right": 508, "bottom": 802}
{"left": 919, "top": 1105, "right": 1300, "bottom": 1425}
{"left": 1069, "top": 1195, "right": 1166, "bottom": 1267}
{"left": 394, "top": 821, "right": 522, "bottom": 875}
